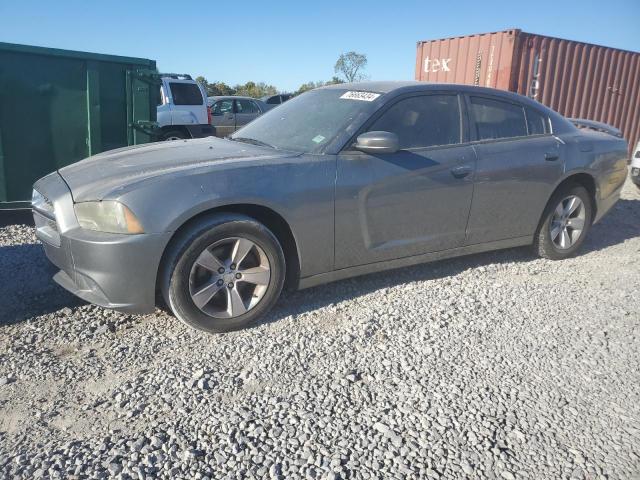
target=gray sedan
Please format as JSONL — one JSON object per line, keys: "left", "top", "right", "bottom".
{"left": 32, "top": 81, "right": 628, "bottom": 333}
{"left": 207, "top": 96, "right": 268, "bottom": 137}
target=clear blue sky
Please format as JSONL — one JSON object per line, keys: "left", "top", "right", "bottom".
{"left": 1, "top": 0, "right": 638, "bottom": 92}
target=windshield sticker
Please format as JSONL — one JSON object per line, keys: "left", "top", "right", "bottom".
{"left": 312, "top": 135, "right": 326, "bottom": 144}
{"left": 340, "top": 91, "right": 380, "bottom": 102}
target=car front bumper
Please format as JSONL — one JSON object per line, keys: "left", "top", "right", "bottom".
{"left": 32, "top": 172, "right": 172, "bottom": 314}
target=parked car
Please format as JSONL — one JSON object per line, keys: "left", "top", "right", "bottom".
{"left": 631, "top": 140, "right": 640, "bottom": 189}
{"left": 261, "top": 93, "right": 294, "bottom": 109}
{"left": 157, "top": 75, "right": 214, "bottom": 140}
{"left": 207, "top": 96, "right": 268, "bottom": 137}
{"left": 32, "top": 81, "right": 628, "bottom": 333}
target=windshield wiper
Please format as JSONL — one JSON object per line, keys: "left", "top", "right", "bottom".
{"left": 230, "top": 137, "right": 277, "bottom": 149}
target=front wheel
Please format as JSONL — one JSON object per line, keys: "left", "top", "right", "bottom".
{"left": 162, "top": 215, "right": 285, "bottom": 333}
{"left": 534, "top": 184, "right": 593, "bottom": 260}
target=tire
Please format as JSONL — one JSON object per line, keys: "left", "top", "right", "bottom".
{"left": 161, "top": 130, "right": 188, "bottom": 141}
{"left": 534, "top": 184, "right": 593, "bottom": 260}
{"left": 161, "top": 214, "right": 285, "bottom": 333}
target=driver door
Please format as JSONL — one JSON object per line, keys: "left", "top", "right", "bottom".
{"left": 211, "top": 99, "right": 236, "bottom": 137}
{"left": 335, "top": 93, "right": 476, "bottom": 269}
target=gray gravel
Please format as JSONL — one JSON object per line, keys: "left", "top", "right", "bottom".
{"left": 1, "top": 179, "right": 639, "bottom": 480}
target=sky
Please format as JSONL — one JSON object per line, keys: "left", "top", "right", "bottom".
{"left": 1, "top": 0, "right": 638, "bottom": 92}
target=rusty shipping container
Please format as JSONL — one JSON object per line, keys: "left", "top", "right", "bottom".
{"left": 415, "top": 29, "right": 640, "bottom": 154}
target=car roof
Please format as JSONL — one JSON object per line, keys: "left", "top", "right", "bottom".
{"left": 320, "top": 81, "right": 422, "bottom": 93}
{"left": 319, "top": 80, "right": 560, "bottom": 114}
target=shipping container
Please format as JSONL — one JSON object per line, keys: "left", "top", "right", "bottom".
{"left": 415, "top": 29, "right": 640, "bottom": 155}
{"left": 0, "top": 42, "right": 159, "bottom": 208}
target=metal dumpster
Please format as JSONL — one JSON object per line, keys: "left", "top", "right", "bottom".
{"left": 0, "top": 42, "right": 158, "bottom": 208}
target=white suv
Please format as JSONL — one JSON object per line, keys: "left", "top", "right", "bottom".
{"left": 157, "top": 75, "right": 214, "bottom": 140}
{"left": 631, "top": 140, "right": 640, "bottom": 189}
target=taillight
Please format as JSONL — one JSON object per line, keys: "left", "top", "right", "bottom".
{"left": 207, "top": 105, "right": 212, "bottom": 125}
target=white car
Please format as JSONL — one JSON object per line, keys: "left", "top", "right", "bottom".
{"left": 157, "top": 75, "right": 214, "bottom": 140}
{"left": 631, "top": 140, "right": 640, "bottom": 189}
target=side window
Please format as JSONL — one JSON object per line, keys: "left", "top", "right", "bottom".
{"left": 470, "top": 97, "right": 527, "bottom": 140}
{"left": 525, "top": 107, "right": 549, "bottom": 135}
{"left": 266, "top": 96, "right": 280, "bottom": 105}
{"left": 169, "top": 82, "right": 204, "bottom": 106}
{"left": 236, "top": 99, "right": 260, "bottom": 114}
{"left": 212, "top": 99, "right": 233, "bottom": 115}
{"left": 366, "top": 94, "right": 461, "bottom": 149}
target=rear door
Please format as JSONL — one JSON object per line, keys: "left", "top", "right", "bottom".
{"left": 234, "top": 98, "right": 262, "bottom": 129}
{"left": 167, "top": 80, "right": 207, "bottom": 125}
{"left": 335, "top": 92, "right": 477, "bottom": 268}
{"left": 210, "top": 99, "right": 236, "bottom": 137}
{"left": 464, "top": 95, "right": 564, "bottom": 244}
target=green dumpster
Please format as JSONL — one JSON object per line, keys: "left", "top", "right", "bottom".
{"left": 0, "top": 42, "right": 159, "bottom": 208}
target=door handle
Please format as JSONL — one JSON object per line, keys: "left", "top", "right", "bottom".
{"left": 544, "top": 152, "right": 559, "bottom": 161}
{"left": 451, "top": 165, "right": 472, "bottom": 179}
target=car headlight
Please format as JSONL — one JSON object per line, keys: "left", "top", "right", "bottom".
{"left": 32, "top": 189, "right": 54, "bottom": 216}
{"left": 74, "top": 201, "right": 144, "bottom": 234}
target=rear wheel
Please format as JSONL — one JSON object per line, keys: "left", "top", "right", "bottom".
{"left": 161, "top": 130, "right": 188, "bottom": 141}
{"left": 534, "top": 184, "right": 592, "bottom": 260}
{"left": 162, "top": 215, "right": 285, "bottom": 333}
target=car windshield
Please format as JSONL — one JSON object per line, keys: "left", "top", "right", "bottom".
{"left": 230, "top": 89, "right": 379, "bottom": 153}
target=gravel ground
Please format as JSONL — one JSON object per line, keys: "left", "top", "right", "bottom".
{"left": 1, "top": 179, "right": 639, "bottom": 480}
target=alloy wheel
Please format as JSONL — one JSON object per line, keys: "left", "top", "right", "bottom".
{"left": 550, "top": 195, "right": 586, "bottom": 250}
{"left": 188, "top": 237, "right": 271, "bottom": 318}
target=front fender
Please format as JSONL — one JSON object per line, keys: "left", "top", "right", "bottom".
{"left": 114, "top": 155, "right": 337, "bottom": 279}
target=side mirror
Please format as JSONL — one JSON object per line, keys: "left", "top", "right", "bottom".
{"left": 354, "top": 131, "right": 399, "bottom": 154}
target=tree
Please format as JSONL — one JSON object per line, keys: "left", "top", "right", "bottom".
{"left": 334, "top": 51, "right": 367, "bottom": 83}
{"left": 296, "top": 81, "right": 322, "bottom": 95}
{"left": 195, "top": 76, "right": 209, "bottom": 93}
{"left": 233, "top": 81, "right": 278, "bottom": 98}
{"left": 208, "top": 81, "right": 235, "bottom": 96}
{"left": 295, "top": 77, "right": 345, "bottom": 95}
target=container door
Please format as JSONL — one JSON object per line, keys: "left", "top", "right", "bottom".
{"left": 126, "top": 68, "right": 158, "bottom": 145}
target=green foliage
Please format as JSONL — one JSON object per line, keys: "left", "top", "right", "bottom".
{"left": 334, "top": 51, "right": 368, "bottom": 83}
{"left": 209, "top": 82, "right": 235, "bottom": 96}
{"left": 295, "top": 77, "right": 345, "bottom": 95}
{"left": 197, "top": 70, "right": 350, "bottom": 100}
{"left": 196, "top": 76, "right": 278, "bottom": 98}
{"left": 233, "top": 81, "right": 278, "bottom": 98}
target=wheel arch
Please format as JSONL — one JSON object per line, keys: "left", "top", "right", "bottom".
{"left": 157, "top": 203, "right": 301, "bottom": 294}
{"left": 537, "top": 171, "right": 598, "bottom": 234}
{"left": 550, "top": 171, "right": 598, "bottom": 218}
{"left": 158, "top": 125, "right": 192, "bottom": 140}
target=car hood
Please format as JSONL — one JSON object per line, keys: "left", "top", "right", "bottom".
{"left": 58, "top": 137, "right": 295, "bottom": 202}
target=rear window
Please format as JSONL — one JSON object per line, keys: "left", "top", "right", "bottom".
{"left": 525, "top": 107, "right": 549, "bottom": 135}
{"left": 169, "top": 82, "right": 203, "bottom": 106}
{"left": 470, "top": 96, "right": 527, "bottom": 140}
